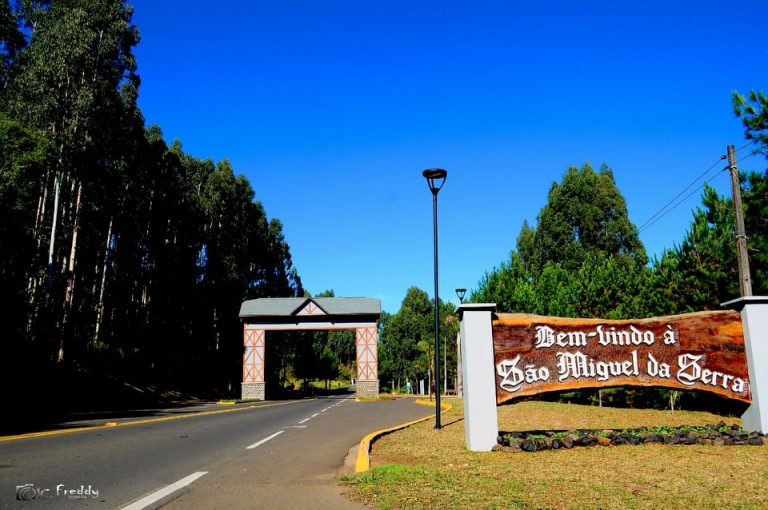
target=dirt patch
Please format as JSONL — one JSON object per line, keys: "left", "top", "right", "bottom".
{"left": 371, "top": 453, "right": 421, "bottom": 466}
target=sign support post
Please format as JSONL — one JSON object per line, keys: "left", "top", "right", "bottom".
{"left": 458, "top": 303, "right": 498, "bottom": 452}
{"left": 723, "top": 296, "right": 768, "bottom": 433}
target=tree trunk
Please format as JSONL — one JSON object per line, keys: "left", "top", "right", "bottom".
{"left": 214, "top": 307, "right": 219, "bottom": 350}
{"left": 47, "top": 172, "right": 61, "bottom": 292}
{"left": 26, "top": 173, "right": 51, "bottom": 336}
{"left": 428, "top": 366, "right": 432, "bottom": 399}
{"left": 444, "top": 340, "right": 448, "bottom": 394}
{"left": 93, "top": 217, "right": 113, "bottom": 346}
{"left": 33, "top": 168, "right": 50, "bottom": 248}
{"left": 59, "top": 180, "right": 83, "bottom": 363}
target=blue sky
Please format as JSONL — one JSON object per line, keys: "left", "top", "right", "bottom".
{"left": 129, "top": 1, "right": 767, "bottom": 314}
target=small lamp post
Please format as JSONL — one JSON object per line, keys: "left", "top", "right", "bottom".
{"left": 423, "top": 168, "right": 447, "bottom": 429}
{"left": 455, "top": 288, "right": 466, "bottom": 397}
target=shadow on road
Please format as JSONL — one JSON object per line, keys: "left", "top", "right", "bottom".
{"left": 2, "top": 379, "right": 358, "bottom": 436}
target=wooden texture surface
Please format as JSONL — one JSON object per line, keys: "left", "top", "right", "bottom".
{"left": 492, "top": 311, "right": 750, "bottom": 404}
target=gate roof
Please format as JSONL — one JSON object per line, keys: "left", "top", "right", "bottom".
{"left": 239, "top": 297, "right": 380, "bottom": 322}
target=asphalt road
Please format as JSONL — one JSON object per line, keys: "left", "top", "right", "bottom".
{"left": 0, "top": 396, "right": 433, "bottom": 509}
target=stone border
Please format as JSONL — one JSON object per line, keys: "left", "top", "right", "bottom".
{"left": 497, "top": 422, "right": 768, "bottom": 452}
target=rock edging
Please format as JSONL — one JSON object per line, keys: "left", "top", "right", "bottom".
{"left": 495, "top": 421, "right": 767, "bottom": 453}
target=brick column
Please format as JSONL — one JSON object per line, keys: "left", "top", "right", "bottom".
{"left": 355, "top": 325, "right": 379, "bottom": 398}
{"left": 242, "top": 327, "right": 266, "bottom": 400}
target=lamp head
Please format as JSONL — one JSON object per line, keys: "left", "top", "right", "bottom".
{"left": 422, "top": 168, "right": 447, "bottom": 194}
{"left": 455, "top": 288, "right": 467, "bottom": 303}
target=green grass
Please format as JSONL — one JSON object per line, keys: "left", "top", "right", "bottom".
{"left": 343, "top": 400, "right": 768, "bottom": 510}
{"left": 307, "top": 378, "right": 352, "bottom": 390}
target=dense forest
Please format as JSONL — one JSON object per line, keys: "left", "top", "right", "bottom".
{"left": 0, "top": 0, "right": 304, "bottom": 419}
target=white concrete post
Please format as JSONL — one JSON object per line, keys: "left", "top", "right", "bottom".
{"left": 458, "top": 303, "right": 498, "bottom": 451}
{"left": 723, "top": 296, "right": 768, "bottom": 433}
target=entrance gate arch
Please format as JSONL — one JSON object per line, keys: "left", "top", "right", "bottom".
{"left": 239, "top": 297, "right": 380, "bottom": 400}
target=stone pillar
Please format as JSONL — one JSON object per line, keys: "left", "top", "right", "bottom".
{"left": 458, "top": 303, "right": 498, "bottom": 451}
{"left": 723, "top": 296, "right": 768, "bottom": 433}
{"left": 355, "top": 325, "right": 379, "bottom": 398}
{"left": 242, "top": 327, "right": 266, "bottom": 400}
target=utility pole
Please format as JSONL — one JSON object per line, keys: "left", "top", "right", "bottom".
{"left": 727, "top": 144, "right": 753, "bottom": 297}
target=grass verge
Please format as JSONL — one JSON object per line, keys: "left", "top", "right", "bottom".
{"left": 343, "top": 400, "right": 768, "bottom": 510}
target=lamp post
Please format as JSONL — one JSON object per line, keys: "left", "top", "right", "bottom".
{"left": 423, "top": 168, "right": 447, "bottom": 429}
{"left": 455, "top": 288, "right": 466, "bottom": 397}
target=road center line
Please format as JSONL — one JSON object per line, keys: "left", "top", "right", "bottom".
{"left": 311, "top": 413, "right": 319, "bottom": 418}
{"left": 246, "top": 430, "right": 284, "bottom": 449}
{"left": 121, "top": 471, "right": 208, "bottom": 510}
{"left": 298, "top": 418, "right": 311, "bottom": 424}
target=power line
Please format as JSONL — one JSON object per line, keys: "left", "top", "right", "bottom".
{"left": 638, "top": 168, "right": 728, "bottom": 234}
{"left": 737, "top": 150, "right": 758, "bottom": 165}
{"left": 636, "top": 157, "right": 724, "bottom": 232}
{"left": 636, "top": 141, "right": 758, "bottom": 235}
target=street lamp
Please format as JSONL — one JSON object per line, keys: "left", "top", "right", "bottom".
{"left": 455, "top": 288, "right": 466, "bottom": 397}
{"left": 423, "top": 169, "right": 447, "bottom": 429}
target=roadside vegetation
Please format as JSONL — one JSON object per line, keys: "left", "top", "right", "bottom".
{"left": 344, "top": 400, "right": 768, "bottom": 510}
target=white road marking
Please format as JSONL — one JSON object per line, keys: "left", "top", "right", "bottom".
{"left": 121, "top": 471, "right": 208, "bottom": 510}
{"left": 298, "top": 418, "right": 311, "bottom": 424}
{"left": 246, "top": 430, "right": 284, "bottom": 449}
{"left": 311, "top": 413, "right": 319, "bottom": 417}
{"left": 292, "top": 425, "right": 307, "bottom": 429}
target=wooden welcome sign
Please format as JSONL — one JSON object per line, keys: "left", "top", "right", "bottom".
{"left": 493, "top": 311, "right": 751, "bottom": 404}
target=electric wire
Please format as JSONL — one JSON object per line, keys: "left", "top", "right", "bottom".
{"left": 735, "top": 140, "right": 757, "bottom": 153}
{"left": 737, "top": 150, "right": 758, "bottom": 165}
{"left": 636, "top": 157, "right": 724, "bottom": 232}
{"left": 638, "top": 168, "right": 729, "bottom": 234}
{"left": 636, "top": 141, "right": 758, "bottom": 234}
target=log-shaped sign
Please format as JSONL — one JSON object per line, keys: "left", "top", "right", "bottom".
{"left": 493, "top": 311, "right": 750, "bottom": 404}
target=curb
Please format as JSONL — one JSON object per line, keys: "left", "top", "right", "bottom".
{"left": 354, "top": 399, "right": 452, "bottom": 473}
